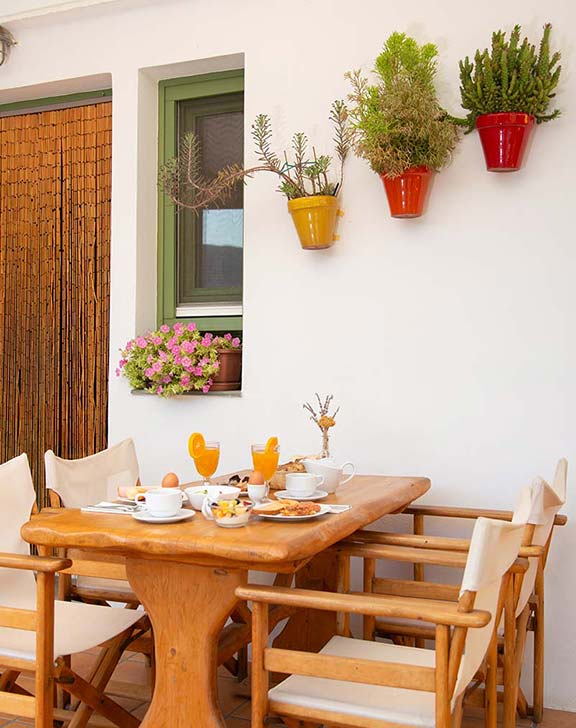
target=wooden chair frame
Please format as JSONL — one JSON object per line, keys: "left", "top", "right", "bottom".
{"left": 336, "top": 503, "right": 564, "bottom": 726}
{"left": 237, "top": 582, "right": 500, "bottom": 728}
{"left": 0, "top": 551, "right": 150, "bottom": 728}
{"left": 404, "top": 503, "right": 566, "bottom": 723}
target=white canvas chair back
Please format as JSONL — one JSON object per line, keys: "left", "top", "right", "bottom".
{"left": 45, "top": 438, "right": 139, "bottom": 507}
{"left": 0, "top": 454, "right": 38, "bottom": 609}
{"left": 454, "top": 516, "right": 525, "bottom": 699}
{"left": 514, "top": 458, "right": 567, "bottom": 616}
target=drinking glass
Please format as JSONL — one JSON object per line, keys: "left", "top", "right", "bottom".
{"left": 193, "top": 441, "right": 220, "bottom": 486}
{"left": 251, "top": 443, "right": 279, "bottom": 484}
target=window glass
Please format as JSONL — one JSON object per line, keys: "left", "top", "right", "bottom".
{"left": 177, "top": 94, "right": 244, "bottom": 306}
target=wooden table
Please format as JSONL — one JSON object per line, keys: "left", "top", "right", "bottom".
{"left": 22, "top": 475, "right": 429, "bottom": 727}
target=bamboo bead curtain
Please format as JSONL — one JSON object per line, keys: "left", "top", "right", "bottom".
{"left": 0, "top": 102, "right": 112, "bottom": 506}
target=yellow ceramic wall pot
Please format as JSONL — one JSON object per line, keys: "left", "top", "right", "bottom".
{"left": 287, "top": 195, "right": 341, "bottom": 250}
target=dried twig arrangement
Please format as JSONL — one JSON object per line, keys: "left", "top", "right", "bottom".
{"left": 303, "top": 394, "right": 340, "bottom": 458}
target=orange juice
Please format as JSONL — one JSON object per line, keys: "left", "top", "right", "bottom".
{"left": 252, "top": 449, "right": 279, "bottom": 481}
{"left": 194, "top": 446, "right": 220, "bottom": 479}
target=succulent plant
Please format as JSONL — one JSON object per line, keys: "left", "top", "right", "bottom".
{"left": 458, "top": 23, "right": 562, "bottom": 131}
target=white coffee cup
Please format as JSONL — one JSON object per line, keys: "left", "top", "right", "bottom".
{"left": 285, "top": 472, "right": 324, "bottom": 497}
{"left": 302, "top": 458, "right": 356, "bottom": 494}
{"left": 142, "top": 488, "right": 184, "bottom": 518}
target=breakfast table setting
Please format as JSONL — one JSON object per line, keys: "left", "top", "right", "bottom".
{"left": 21, "top": 427, "right": 431, "bottom": 727}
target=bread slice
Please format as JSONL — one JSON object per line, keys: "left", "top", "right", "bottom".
{"left": 252, "top": 501, "right": 286, "bottom": 515}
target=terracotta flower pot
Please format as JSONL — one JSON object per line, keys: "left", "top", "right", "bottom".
{"left": 211, "top": 348, "right": 242, "bottom": 391}
{"left": 476, "top": 112, "right": 535, "bottom": 172}
{"left": 380, "top": 166, "right": 434, "bottom": 218}
{"left": 287, "top": 195, "right": 341, "bottom": 249}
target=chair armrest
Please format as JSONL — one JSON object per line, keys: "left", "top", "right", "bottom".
{"left": 334, "top": 542, "right": 529, "bottom": 574}
{"left": 405, "top": 504, "right": 515, "bottom": 521}
{"left": 334, "top": 542, "right": 469, "bottom": 567}
{"left": 346, "top": 531, "right": 545, "bottom": 558}
{"left": 0, "top": 551, "right": 72, "bottom": 573}
{"left": 348, "top": 530, "right": 471, "bottom": 552}
{"left": 236, "top": 585, "right": 491, "bottom": 628}
{"left": 405, "top": 504, "right": 567, "bottom": 527}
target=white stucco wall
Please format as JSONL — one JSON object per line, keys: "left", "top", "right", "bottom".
{"left": 1, "top": 0, "right": 574, "bottom": 710}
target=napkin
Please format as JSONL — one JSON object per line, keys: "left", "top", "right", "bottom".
{"left": 81, "top": 502, "right": 142, "bottom": 515}
{"left": 325, "top": 504, "right": 352, "bottom": 514}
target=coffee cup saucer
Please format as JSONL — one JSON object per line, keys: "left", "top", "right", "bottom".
{"left": 132, "top": 508, "right": 195, "bottom": 524}
{"left": 274, "top": 489, "right": 328, "bottom": 502}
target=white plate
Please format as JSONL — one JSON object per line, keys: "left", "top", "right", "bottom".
{"left": 132, "top": 509, "right": 195, "bottom": 524}
{"left": 255, "top": 504, "right": 331, "bottom": 522}
{"left": 275, "top": 490, "right": 329, "bottom": 502}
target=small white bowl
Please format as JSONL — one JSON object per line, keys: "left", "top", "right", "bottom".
{"left": 214, "top": 509, "right": 251, "bottom": 528}
{"left": 185, "top": 485, "right": 240, "bottom": 511}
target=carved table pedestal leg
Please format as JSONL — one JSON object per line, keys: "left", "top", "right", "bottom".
{"left": 126, "top": 558, "right": 245, "bottom": 728}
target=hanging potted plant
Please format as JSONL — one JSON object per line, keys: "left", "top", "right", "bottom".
{"left": 346, "top": 33, "right": 460, "bottom": 218}
{"left": 116, "top": 323, "right": 241, "bottom": 396}
{"left": 458, "top": 23, "right": 562, "bottom": 172}
{"left": 159, "top": 102, "right": 353, "bottom": 250}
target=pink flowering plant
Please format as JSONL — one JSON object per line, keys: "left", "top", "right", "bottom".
{"left": 117, "top": 323, "right": 241, "bottom": 397}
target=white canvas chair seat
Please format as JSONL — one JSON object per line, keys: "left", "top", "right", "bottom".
{"left": 0, "top": 453, "right": 148, "bottom": 727}
{"left": 45, "top": 438, "right": 140, "bottom": 508}
{"left": 44, "top": 440, "right": 140, "bottom": 600}
{"left": 269, "top": 635, "right": 437, "bottom": 727}
{"left": 0, "top": 600, "right": 142, "bottom": 662}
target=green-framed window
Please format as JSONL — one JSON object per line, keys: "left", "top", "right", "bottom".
{"left": 158, "top": 70, "right": 244, "bottom": 332}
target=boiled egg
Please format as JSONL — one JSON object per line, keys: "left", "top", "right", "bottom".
{"left": 161, "top": 472, "right": 180, "bottom": 488}
{"left": 248, "top": 470, "right": 265, "bottom": 485}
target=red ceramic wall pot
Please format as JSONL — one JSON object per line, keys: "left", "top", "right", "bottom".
{"left": 475, "top": 112, "right": 535, "bottom": 172}
{"left": 380, "top": 166, "right": 434, "bottom": 218}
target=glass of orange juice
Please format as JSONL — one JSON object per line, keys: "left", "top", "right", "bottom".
{"left": 189, "top": 433, "right": 220, "bottom": 486}
{"left": 251, "top": 439, "right": 280, "bottom": 484}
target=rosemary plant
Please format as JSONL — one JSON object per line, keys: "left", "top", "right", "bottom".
{"left": 346, "top": 33, "right": 460, "bottom": 178}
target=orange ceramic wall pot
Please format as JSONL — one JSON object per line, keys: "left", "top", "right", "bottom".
{"left": 211, "top": 348, "right": 242, "bottom": 391}
{"left": 380, "top": 166, "right": 434, "bottom": 218}
{"left": 475, "top": 112, "right": 535, "bottom": 172}
{"left": 287, "top": 195, "right": 340, "bottom": 249}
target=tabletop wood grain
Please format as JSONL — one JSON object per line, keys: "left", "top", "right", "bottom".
{"left": 21, "top": 475, "right": 430, "bottom": 569}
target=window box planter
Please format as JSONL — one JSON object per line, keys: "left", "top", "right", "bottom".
{"left": 211, "top": 348, "right": 242, "bottom": 391}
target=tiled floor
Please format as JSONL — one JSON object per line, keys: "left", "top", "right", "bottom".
{"left": 0, "top": 649, "right": 575, "bottom": 726}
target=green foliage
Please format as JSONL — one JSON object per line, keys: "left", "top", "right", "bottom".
{"left": 251, "top": 100, "right": 354, "bottom": 199}
{"left": 346, "top": 32, "right": 460, "bottom": 178}
{"left": 458, "top": 23, "right": 562, "bottom": 130}
{"left": 117, "top": 325, "right": 241, "bottom": 397}
{"left": 159, "top": 101, "right": 354, "bottom": 210}
{"left": 158, "top": 130, "right": 246, "bottom": 210}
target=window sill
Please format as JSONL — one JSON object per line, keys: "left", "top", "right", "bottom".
{"left": 175, "top": 303, "right": 243, "bottom": 318}
{"left": 131, "top": 389, "right": 241, "bottom": 398}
